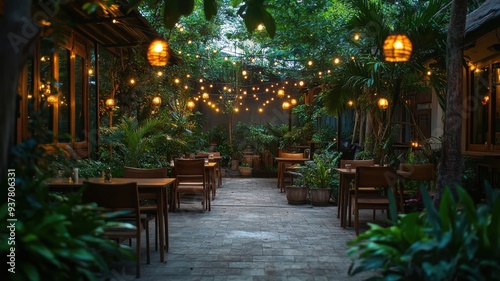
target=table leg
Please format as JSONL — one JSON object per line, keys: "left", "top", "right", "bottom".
{"left": 163, "top": 186, "right": 169, "bottom": 253}
{"left": 157, "top": 189, "right": 165, "bottom": 262}
{"left": 212, "top": 167, "right": 216, "bottom": 199}
{"left": 217, "top": 161, "right": 222, "bottom": 187}
{"left": 278, "top": 162, "right": 284, "bottom": 190}
{"left": 337, "top": 174, "right": 343, "bottom": 219}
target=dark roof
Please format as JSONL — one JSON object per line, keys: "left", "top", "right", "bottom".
{"left": 63, "top": 1, "right": 158, "bottom": 49}
{"left": 465, "top": 0, "right": 500, "bottom": 42}
{"left": 60, "top": 1, "right": 180, "bottom": 64}
{"left": 464, "top": 0, "right": 500, "bottom": 61}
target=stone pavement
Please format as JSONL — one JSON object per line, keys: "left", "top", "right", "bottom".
{"left": 115, "top": 177, "right": 376, "bottom": 280}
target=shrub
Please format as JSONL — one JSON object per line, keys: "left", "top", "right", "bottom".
{"left": 2, "top": 138, "right": 135, "bottom": 280}
{"left": 348, "top": 184, "right": 500, "bottom": 280}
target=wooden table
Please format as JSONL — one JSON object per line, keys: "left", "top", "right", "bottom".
{"left": 333, "top": 168, "right": 355, "bottom": 228}
{"left": 210, "top": 156, "right": 222, "bottom": 187}
{"left": 275, "top": 157, "right": 309, "bottom": 192}
{"left": 196, "top": 154, "right": 222, "bottom": 187}
{"left": 206, "top": 162, "right": 217, "bottom": 199}
{"left": 334, "top": 168, "right": 409, "bottom": 228}
{"left": 46, "top": 177, "right": 175, "bottom": 262}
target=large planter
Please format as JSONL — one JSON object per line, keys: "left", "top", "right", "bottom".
{"left": 310, "top": 188, "right": 331, "bottom": 206}
{"left": 286, "top": 186, "right": 308, "bottom": 205}
{"left": 239, "top": 166, "right": 252, "bottom": 177}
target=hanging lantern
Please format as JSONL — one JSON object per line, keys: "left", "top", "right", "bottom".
{"left": 202, "top": 92, "right": 209, "bottom": 100}
{"left": 277, "top": 89, "right": 285, "bottom": 98}
{"left": 377, "top": 98, "right": 389, "bottom": 110}
{"left": 152, "top": 96, "right": 162, "bottom": 107}
{"left": 282, "top": 101, "right": 290, "bottom": 110}
{"left": 46, "top": 94, "right": 58, "bottom": 104}
{"left": 383, "top": 34, "right": 412, "bottom": 62}
{"left": 147, "top": 39, "right": 169, "bottom": 66}
{"left": 105, "top": 98, "right": 115, "bottom": 110}
{"left": 347, "top": 100, "right": 354, "bottom": 107}
{"left": 187, "top": 100, "right": 195, "bottom": 110}
{"left": 290, "top": 98, "right": 297, "bottom": 106}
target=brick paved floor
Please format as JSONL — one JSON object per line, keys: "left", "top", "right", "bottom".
{"left": 112, "top": 177, "right": 377, "bottom": 280}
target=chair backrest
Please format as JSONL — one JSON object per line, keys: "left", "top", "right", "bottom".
{"left": 280, "top": 152, "right": 304, "bottom": 159}
{"left": 197, "top": 151, "right": 221, "bottom": 157}
{"left": 174, "top": 158, "right": 205, "bottom": 177}
{"left": 399, "top": 164, "right": 435, "bottom": 181}
{"left": 82, "top": 181, "right": 139, "bottom": 212}
{"left": 123, "top": 167, "right": 169, "bottom": 178}
{"left": 355, "top": 166, "right": 397, "bottom": 189}
{"left": 340, "top": 159, "right": 374, "bottom": 168}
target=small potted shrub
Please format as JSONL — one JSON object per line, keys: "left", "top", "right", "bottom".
{"left": 285, "top": 168, "right": 308, "bottom": 204}
{"left": 302, "top": 149, "right": 341, "bottom": 206}
{"left": 239, "top": 162, "right": 252, "bottom": 177}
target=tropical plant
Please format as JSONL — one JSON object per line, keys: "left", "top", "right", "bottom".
{"left": 234, "top": 122, "right": 276, "bottom": 154}
{"left": 300, "top": 145, "right": 341, "bottom": 195}
{"left": 2, "top": 131, "right": 133, "bottom": 281}
{"left": 323, "top": 0, "right": 449, "bottom": 159}
{"left": 348, "top": 184, "right": 500, "bottom": 280}
{"left": 101, "top": 117, "right": 167, "bottom": 168}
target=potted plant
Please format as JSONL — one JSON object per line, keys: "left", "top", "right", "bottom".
{"left": 285, "top": 168, "right": 308, "bottom": 204}
{"left": 239, "top": 161, "right": 252, "bottom": 177}
{"left": 301, "top": 148, "right": 341, "bottom": 206}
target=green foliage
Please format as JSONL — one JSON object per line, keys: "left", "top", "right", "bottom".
{"left": 75, "top": 158, "right": 108, "bottom": 179}
{"left": 348, "top": 184, "right": 500, "bottom": 280}
{"left": 234, "top": 122, "right": 276, "bottom": 154}
{"left": 355, "top": 150, "right": 374, "bottom": 160}
{"left": 101, "top": 117, "right": 167, "bottom": 168}
{"left": 299, "top": 144, "right": 341, "bottom": 193}
{"left": 280, "top": 123, "right": 314, "bottom": 149}
{"left": 3, "top": 136, "right": 133, "bottom": 281}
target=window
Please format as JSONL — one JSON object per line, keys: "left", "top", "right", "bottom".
{"left": 75, "top": 54, "right": 86, "bottom": 142}
{"left": 466, "top": 59, "right": 500, "bottom": 154}
{"left": 57, "top": 47, "right": 71, "bottom": 143}
{"left": 28, "top": 36, "right": 91, "bottom": 157}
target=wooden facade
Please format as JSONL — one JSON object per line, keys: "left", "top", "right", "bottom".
{"left": 463, "top": 0, "right": 500, "bottom": 187}
{"left": 11, "top": 1, "right": 163, "bottom": 158}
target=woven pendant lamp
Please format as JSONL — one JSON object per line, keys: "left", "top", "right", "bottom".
{"left": 383, "top": 34, "right": 412, "bottom": 62}
{"left": 147, "top": 39, "right": 169, "bottom": 66}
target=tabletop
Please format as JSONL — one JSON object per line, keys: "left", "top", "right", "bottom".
{"left": 275, "top": 157, "right": 310, "bottom": 162}
{"left": 46, "top": 177, "right": 176, "bottom": 191}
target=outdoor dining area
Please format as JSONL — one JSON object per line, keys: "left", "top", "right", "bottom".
{"left": 44, "top": 152, "right": 222, "bottom": 278}
{"left": 3, "top": 0, "right": 500, "bottom": 280}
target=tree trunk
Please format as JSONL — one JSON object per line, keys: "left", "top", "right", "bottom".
{"left": 364, "top": 111, "right": 373, "bottom": 152}
{"left": 359, "top": 111, "right": 365, "bottom": 148}
{"left": 351, "top": 109, "right": 359, "bottom": 145}
{"left": 437, "top": 0, "right": 468, "bottom": 202}
{"left": 0, "top": 0, "right": 38, "bottom": 179}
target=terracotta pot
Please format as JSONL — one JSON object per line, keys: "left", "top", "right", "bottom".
{"left": 239, "top": 167, "right": 252, "bottom": 177}
{"left": 310, "top": 188, "right": 331, "bottom": 206}
{"left": 286, "top": 186, "right": 308, "bottom": 204}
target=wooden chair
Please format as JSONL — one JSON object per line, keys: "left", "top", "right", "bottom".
{"left": 82, "top": 181, "right": 150, "bottom": 278}
{"left": 123, "top": 167, "right": 169, "bottom": 251}
{"left": 338, "top": 159, "right": 374, "bottom": 223}
{"left": 398, "top": 163, "right": 436, "bottom": 213}
{"left": 278, "top": 152, "right": 305, "bottom": 192}
{"left": 353, "top": 166, "right": 397, "bottom": 235}
{"left": 173, "top": 158, "right": 209, "bottom": 212}
{"left": 197, "top": 151, "right": 222, "bottom": 189}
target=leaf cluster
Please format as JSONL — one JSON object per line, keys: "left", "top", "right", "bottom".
{"left": 299, "top": 146, "right": 341, "bottom": 190}
{"left": 3, "top": 131, "right": 133, "bottom": 280}
{"left": 348, "top": 184, "right": 500, "bottom": 280}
